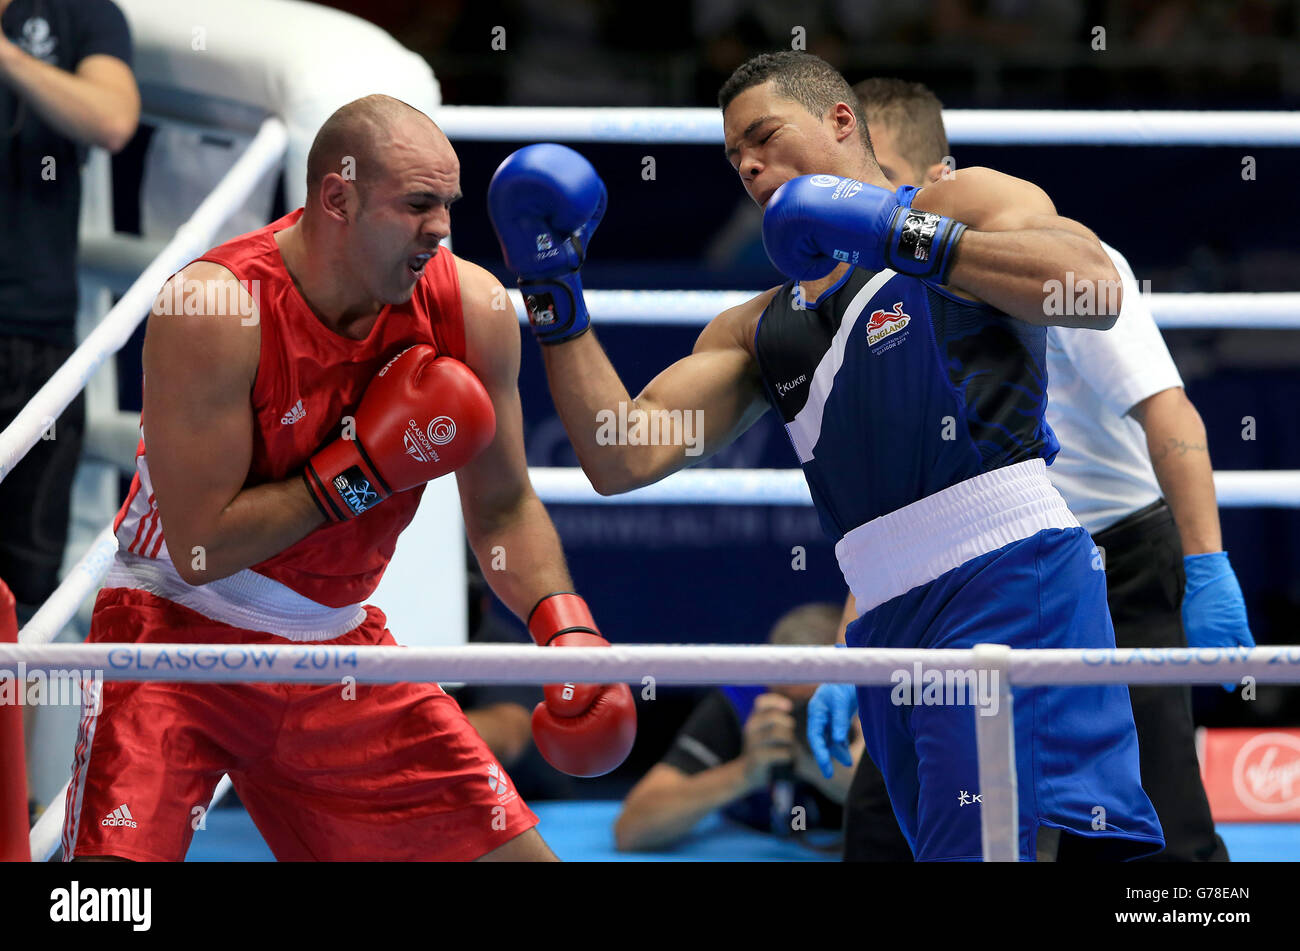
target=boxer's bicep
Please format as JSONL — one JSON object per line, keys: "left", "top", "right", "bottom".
{"left": 142, "top": 267, "right": 258, "bottom": 566}
{"left": 634, "top": 298, "right": 771, "bottom": 467}
{"left": 641, "top": 348, "right": 768, "bottom": 463}
{"left": 453, "top": 260, "right": 532, "bottom": 521}
{"left": 917, "top": 167, "right": 1056, "bottom": 231}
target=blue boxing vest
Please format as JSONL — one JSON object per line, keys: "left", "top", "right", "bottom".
{"left": 753, "top": 184, "right": 1060, "bottom": 540}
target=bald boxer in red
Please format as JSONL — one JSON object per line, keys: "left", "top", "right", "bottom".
{"left": 62, "top": 95, "right": 635, "bottom": 862}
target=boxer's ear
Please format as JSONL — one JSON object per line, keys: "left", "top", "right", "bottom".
{"left": 318, "top": 172, "right": 354, "bottom": 224}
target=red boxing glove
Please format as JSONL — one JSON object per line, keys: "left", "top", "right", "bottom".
{"left": 527, "top": 592, "right": 637, "bottom": 777}
{"left": 304, "top": 346, "right": 495, "bottom": 521}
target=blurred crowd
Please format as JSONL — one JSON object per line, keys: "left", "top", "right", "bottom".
{"left": 312, "top": 0, "right": 1300, "bottom": 108}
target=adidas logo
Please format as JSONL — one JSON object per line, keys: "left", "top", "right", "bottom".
{"left": 280, "top": 399, "right": 307, "bottom": 425}
{"left": 101, "top": 803, "right": 138, "bottom": 828}
{"left": 486, "top": 763, "right": 510, "bottom": 797}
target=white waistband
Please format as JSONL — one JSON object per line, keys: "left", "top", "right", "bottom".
{"left": 836, "top": 458, "right": 1080, "bottom": 616}
{"left": 104, "top": 553, "right": 369, "bottom": 642}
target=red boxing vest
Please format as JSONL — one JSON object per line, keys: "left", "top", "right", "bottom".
{"left": 113, "top": 208, "right": 467, "bottom": 607}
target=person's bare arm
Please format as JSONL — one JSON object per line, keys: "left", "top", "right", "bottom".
{"left": 615, "top": 694, "right": 795, "bottom": 851}
{"left": 464, "top": 704, "right": 533, "bottom": 764}
{"left": 454, "top": 259, "right": 578, "bottom": 621}
{"left": 913, "top": 167, "right": 1121, "bottom": 329}
{"left": 836, "top": 593, "right": 855, "bottom": 645}
{"left": 539, "top": 292, "right": 774, "bottom": 496}
{"left": 1129, "top": 387, "right": 1222, "bottom": 556}
{"left": 614, "top": 762, "right": 754, "bottom": 851}
{"left": 143, "top": 263, "right": 325, "bottom": 585}
{"left": 0, "top": 37, "right": 139, "bottom": 151}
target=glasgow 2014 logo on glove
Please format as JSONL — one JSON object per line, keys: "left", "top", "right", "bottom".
{"left": 403, "top": 419, "right": 444, "bottom": 464}
{"left": 428, "top": 416, "right": 456, "bottom": 446}
{"left": 807, "top": 174, "right": 862, "bottom": 200}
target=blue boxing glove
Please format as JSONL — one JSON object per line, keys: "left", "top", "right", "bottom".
{"left": 762, "top": 174, "right": 967, "bottom": 283}
{"left": 807, "top": 679, "right": 858, "bottom": 779}
{"left": 1183, "top": 551, "right": 1255, "bottom": 691}
{"left": 487, "top": 143, "right": 607, "bottom": 345}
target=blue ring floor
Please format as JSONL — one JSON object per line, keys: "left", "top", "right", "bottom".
{"left": 182, "top": 800, "right": 1300, "bottom": 862}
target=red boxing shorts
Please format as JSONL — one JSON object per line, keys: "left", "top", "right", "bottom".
{"left": 62, "top": 587, "right": 538, "bottom": 861}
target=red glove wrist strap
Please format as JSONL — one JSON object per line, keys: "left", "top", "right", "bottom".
{"left": 527, "top": 592, "right": 600, "bottom": 646}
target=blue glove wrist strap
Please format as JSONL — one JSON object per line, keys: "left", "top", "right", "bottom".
{"left": 520, "top": 272, "right": 591, "bottom": 345}
{"left": 884, "top": 207, "right": 967, "bottom": 282}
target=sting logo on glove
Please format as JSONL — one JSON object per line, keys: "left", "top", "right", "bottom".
{"left": 897, "top": 210, "right": 943, "bottom": 264}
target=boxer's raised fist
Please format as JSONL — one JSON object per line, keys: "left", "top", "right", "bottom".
{"left": 763, "top": 175, "right": 966, "bottom": 283}
{"left": 488, "top": 144, "right": 606, "bottom": 344}
{"left": 304, "top": 345, "right": 495, "bottom": 521}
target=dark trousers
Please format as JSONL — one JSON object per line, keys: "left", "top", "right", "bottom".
{"left": 0, "top": 334, "right": 85, "bottom": 611}
{"left": 843, "top": 499, "right": 1229, "bottom": 861}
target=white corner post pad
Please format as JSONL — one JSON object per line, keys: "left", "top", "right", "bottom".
{"left": 972, "top": 642, "right": 1018, "bottom": 862}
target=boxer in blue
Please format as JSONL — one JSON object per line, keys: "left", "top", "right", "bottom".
{"left": 487, "top": 50, "right": 1164, "bottom": 861}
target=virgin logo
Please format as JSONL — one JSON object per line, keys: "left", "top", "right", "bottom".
{"left": 1232, "top": 732, "right": 1300, "bottom": 814}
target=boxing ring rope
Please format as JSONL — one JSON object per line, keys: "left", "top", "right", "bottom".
{"left": 536, "top": 289, "right": 1300, "bottom": 330}
{"left": 8, "top": 642, "right": 1300, "bottom": 686}
{"left": 9, "top": 641, "right": 1300, "bottom": 862}
{"left": 8, "top": 104, "right": 1300, "bottom": 863}
{"left": 436, "top": 106, "right": 1300, "bottom": 145}
{"left": 527, "top": 467, "right": 1300, "bottom": 508}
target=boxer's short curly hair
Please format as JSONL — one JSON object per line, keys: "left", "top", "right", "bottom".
{"left": 718, "top": 51, "right": 871, "bottom": 152}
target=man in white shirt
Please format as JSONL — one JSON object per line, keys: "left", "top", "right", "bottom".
{"left": 811, "top": 77, "right": 1253, "bottom": 862}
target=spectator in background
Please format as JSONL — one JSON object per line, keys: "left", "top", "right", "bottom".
{"left": 0, "top": 0, "right": 138, "bottom": 622}
{"left": 615, "top": 602, "right": 859, "bottom": 852}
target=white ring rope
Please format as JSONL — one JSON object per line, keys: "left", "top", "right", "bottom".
{"left": 436, "top": 106, "right": 1300, "bottom": 146}
{"left": 0, "top": 116, "right": 289, "bottom": 486}
{"left": 4, "top": 643, "right": 1299, "bottom": 686}
{"left": 529, "top": 467, "right": 1300, "bottom": 508}
{"left": 19, "top": 526, "right": 117, "bottom": 647}
{"left": 504, "top": 289, "right": 1300, "bottom": 330}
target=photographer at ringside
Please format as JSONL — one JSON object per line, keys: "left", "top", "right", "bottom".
{"left": 615, "top": 602, "right": 859, "bottom": 851}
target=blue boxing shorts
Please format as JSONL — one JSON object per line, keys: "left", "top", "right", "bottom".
{"left": 846, "top": 526, "right": 1165, "bottom": 861}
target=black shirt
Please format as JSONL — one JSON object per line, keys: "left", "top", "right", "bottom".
{"left": 661, "top": 688, "right": 843, "bottom": 836}
{"left": 0, "top": 0, "right": 132, "bottom": 345}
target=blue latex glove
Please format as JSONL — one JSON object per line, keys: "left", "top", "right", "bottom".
{"left": 807, "top": 680, "right": 858, "bottom": 779}
{"left": 1182, "top": 550, "right": 1254, "bottom": 691}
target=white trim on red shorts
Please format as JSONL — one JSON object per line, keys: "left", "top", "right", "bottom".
{"left": 104, "top": 551, "right": 368, "bottom": 641}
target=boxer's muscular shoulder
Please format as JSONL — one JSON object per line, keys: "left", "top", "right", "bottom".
{"left": 911, "top": 167, "right": 1056, "bottom": 231}
{"left": 696, "top": 285, "right": 782, "bottom": 361}
{"left": 146, "top": 260, "right": 260, "bottom": 390}
{"left": 455, "top": 254, "right": 519, "bottom": 389}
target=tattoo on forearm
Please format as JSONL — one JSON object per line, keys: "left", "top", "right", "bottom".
{"left": 1151, "top": 436, "right": 1207, "bottom": 463}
